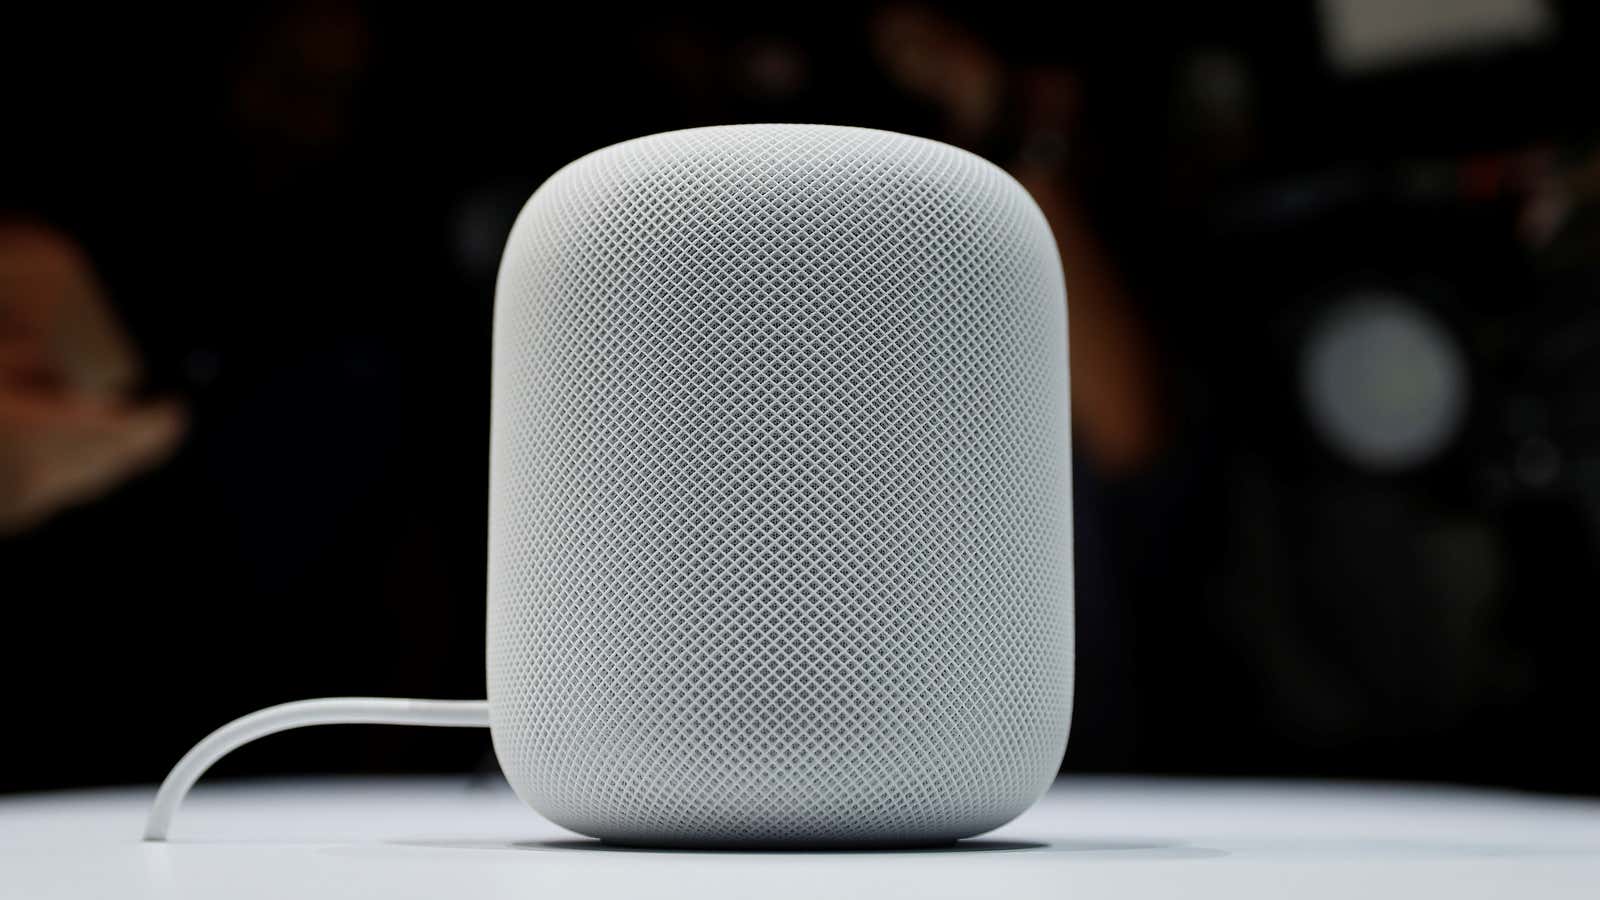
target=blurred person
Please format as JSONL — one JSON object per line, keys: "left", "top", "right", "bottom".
{"left": 1, "top": 0, "right": 375, "bottom": 541}
{"left": 871, "top": 3, "right": 1167, "bottom": 474}
{"left": 0, "top": 4, "right": 491, "bottom": 792}
{"left": 868, "top": 3, "right": 1176, "bottom": 771}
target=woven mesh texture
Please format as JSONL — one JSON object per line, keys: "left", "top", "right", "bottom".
{"left": 488, "top": 124, "right": 1073, "bottom": 847}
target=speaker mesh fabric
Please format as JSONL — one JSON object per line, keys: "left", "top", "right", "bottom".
{"left": 488, "top": 124, "right": 1073, "bottom": 847}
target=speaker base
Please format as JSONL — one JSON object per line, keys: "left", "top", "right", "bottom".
{"left": 597, "top": 837, "right": 962, "bottom": 852}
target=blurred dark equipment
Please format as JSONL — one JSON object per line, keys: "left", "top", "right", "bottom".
{"left": 1155, "top": 131, "right": 1600, "bottom": 789}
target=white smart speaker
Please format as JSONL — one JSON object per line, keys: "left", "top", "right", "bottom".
{"left": 145, "top": 124, "right": 1074, "bottom": 849}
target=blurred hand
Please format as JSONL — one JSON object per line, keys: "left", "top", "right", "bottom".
{"left": 0, "top": 223, "right": 185, "bottom": 535}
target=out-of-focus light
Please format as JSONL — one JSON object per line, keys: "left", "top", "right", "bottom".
{"left": 1317, "top": 0, "right": 1553, "bottom": 74}
{"left": 1300, "top": 292, "right": 1469, "bottom": 471}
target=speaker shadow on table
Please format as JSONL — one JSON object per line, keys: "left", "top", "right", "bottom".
{"left": 387, "top": 837, "right": 1226, "bottom": 860}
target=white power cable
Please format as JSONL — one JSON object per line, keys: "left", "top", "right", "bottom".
{"left": 143, "top": 697, "right": 490, "bottom": 841}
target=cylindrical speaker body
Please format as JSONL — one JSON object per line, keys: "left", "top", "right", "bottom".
{"left": 489, "top": 124, "right": 1073, "bottom": 848}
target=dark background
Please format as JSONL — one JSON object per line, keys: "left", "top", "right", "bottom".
{"left": 4, "top": 1, "right": 1599, "bottom": 796}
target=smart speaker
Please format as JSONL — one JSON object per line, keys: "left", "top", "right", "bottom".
{"left": 488, "top": 124, "right": 1073, "bottom": 847}
{"left": 144, "top": 124, "right": 1074, "bottom": 849}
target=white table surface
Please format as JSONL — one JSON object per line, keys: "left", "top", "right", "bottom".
{"left": 3, "top": 775, "right": 1598, "bottom": 899}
